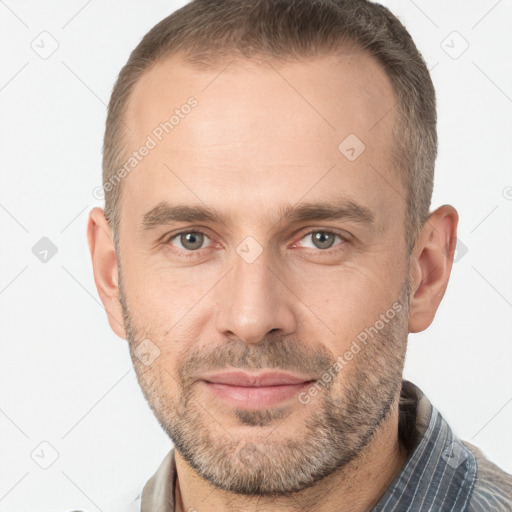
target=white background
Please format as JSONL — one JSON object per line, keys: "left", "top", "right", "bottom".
{"left": 1, "top": 1, "right": 511, "bottom": 510}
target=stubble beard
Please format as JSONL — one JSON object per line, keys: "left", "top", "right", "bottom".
{"left": 119, "top": 271, "right": 410, "bottom": 497}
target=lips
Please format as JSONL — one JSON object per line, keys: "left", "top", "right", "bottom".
{"left": 200, "top": 371, "right": 316, "bottom": 387}
{"left": 199, "top": 371, "right": 317, "bottom": 409}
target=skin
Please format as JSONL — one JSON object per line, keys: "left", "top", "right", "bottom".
{"left": 88, "top": 50, "right": 458, "bottom": 511}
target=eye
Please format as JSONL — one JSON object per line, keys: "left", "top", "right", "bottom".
{"left": 163, "top": 228, "right": 347, "bottom": 256}
{"left": 297, "top": 230, "right": 346, "bottom": 251}
{"left": 168, "top": 230, "right": 211, "bottom": 251}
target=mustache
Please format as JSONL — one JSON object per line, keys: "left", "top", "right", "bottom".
{"left": 178, "top": 335, "right": 335, "bottom": 385}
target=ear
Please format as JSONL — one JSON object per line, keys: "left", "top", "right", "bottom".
{"left": 87, "top": 207, "right": 126, "bottom": 339}
{"left": 408, "top": 205, "right": 459, "bottom": 333}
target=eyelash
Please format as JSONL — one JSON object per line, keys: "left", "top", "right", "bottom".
{"left": 163, "top": 229, "right": 348, "bottom": 258}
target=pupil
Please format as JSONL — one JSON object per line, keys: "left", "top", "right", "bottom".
{"left": 182, "top": 232, "right": 203, "bottom": 250}
{"left": 314, "top": 231, "right": 334, "bottom": 249}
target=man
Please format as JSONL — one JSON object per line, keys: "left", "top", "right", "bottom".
{"left": 87, "top": 0, "right": 512, "bottom": 510}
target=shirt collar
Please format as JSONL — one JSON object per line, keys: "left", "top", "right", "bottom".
{"left": 141, "top": 448, "right": 177, "bottom": 511}
{"left": 141, "top": 380, "right": 477, "bottom": 512}
{"left": 372, "top": 380, "right": 477, "bottom": 511}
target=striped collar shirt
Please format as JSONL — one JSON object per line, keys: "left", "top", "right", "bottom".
{"left": 132, "top": 380, "right": 512, "bottom": 511}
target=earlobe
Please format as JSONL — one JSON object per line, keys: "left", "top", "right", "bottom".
{"left": 408, "top": 205, "right": 459, "bottom": 333}
{"left": 87, "top": 207, "right": 126, "bottom": 339}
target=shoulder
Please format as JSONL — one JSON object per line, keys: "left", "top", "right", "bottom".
{"left": 462, "top": 440, "right": 512, "bottom": 511}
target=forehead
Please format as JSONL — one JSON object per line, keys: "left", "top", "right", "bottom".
{"left": 121, "top": 50, "right": 402, "bottom": 231}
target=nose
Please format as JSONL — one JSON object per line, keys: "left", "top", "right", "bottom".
{"left": 214, "top": 246, "right": 297, "bottom": 345}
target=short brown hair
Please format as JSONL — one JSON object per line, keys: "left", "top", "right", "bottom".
{"left": 102, "top": 0, "right": 436, "bottom": 255}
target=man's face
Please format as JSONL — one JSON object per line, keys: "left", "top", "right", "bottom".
{"left": 117, "top": 51, "right": 411, "bottom": 494}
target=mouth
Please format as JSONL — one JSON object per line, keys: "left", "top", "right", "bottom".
{"left": 198, "top": 371, "right": 317, "bottom": 409}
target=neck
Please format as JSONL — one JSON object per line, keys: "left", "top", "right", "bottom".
{"left": 174, "top": 401, "right": 408, "bottom": 512}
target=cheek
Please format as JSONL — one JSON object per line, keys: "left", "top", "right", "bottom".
{"left": 121, "top": 253, "right": 212, "bottom": 325}
{"left": 291, "top": 259, "right": 402, "bottom": 349}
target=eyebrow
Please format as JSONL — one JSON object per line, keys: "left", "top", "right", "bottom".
{"left": 139, "top": 199, "right": 376, "bottom": 233}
